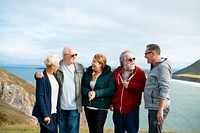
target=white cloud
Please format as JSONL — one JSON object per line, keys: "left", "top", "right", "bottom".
{"left": 0, "top": 0, "right": 200, "bottom": 69}
{"left": 0, "top": 36, "right": 62, "bottom": 65}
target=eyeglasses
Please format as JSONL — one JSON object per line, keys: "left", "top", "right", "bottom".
{"left": 127, "top": 58, "right": 136, "bottom": 62}
{"left": 144, "top": 51, "right": 152, "bottom": 55}
{"left": 65, "top": 53, "right": 78, "bottom": 57}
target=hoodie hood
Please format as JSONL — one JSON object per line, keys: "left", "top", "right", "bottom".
{"left": 151, "top": 58, "right": 171, "bottom": 70}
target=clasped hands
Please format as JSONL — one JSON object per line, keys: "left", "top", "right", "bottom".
{"left": 88, "top": 90, "right": 96, "bottom": 101}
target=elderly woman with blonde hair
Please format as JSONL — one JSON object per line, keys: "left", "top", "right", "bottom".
{"left": 32, "top": 54, "right": 61, "bottom": 133}
{"left": 82, "top": 54, "right": 115, "bottom": 133}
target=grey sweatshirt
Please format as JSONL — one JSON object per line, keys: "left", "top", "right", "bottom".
{"left": 144, "top": 58, "right": 171, "bottom": 110}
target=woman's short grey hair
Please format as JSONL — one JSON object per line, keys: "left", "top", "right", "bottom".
{"left": 119, "top": 50, "right": 132, "bottom": 66}
{"left": 44, "top": 54, "right": 60, "bottom": 67}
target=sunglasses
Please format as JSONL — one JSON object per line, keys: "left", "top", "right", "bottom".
{"left": 144, "top": 51, "right": 152, "bottom": 55}
{"left": 127, "top": 58, "right": 136, "bottom": 62}
{"left": 65, "top": 53, "right": 78, "bottom": 57}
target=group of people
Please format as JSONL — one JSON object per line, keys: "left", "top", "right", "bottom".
{"left": 32, "top": 44, "right": 171, "bottom": 133}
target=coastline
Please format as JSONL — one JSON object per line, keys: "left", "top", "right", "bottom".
{"left": 172, "top": 79, "right": 200, "bottom": 87}
{"left": 1, "top": 65, "right": 200, "bottom": 132}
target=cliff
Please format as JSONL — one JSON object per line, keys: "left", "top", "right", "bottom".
{"left": 0, "top": 67, "right": 36, "bottom": 115}
{"left": 172, "top": 59, "right": 200, "bottom": 83}
{"left": 0, "top": 67, "right": 36, "bottom": 125}
{"left": 0, "top": 66, "right": 87, "bottom": 127}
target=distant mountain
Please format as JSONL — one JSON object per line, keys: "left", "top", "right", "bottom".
{"left": 172, "top": 59, "right": 200, "bottom": 83}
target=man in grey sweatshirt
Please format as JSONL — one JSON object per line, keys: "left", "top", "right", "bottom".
{"left": 144, "top": 44, "right": 171, "bottom": 133}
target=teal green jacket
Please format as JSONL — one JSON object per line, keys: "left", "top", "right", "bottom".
{"left": 82, "top": 65, "right": 115, "bottom": 109}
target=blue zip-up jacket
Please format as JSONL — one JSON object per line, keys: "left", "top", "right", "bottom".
{"left": 32, "top": 69, "right": 61, "bottom": 132}
{"left": 144, "top": 58, "right": 171, "bottom": 110}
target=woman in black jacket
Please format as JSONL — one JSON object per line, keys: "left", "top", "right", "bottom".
{"left": 82, "top": 54, "right": 115, "bottom": 133}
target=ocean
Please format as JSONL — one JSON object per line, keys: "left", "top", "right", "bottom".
{"left": 2, "top": 65, "right": 200, "bottom": 132}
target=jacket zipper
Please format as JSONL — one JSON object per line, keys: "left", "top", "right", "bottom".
{"left": 118, "top": 71, "right": 136, "bottom": 114}
{"left": 120, "top": 85, "right": 125, "bottom": 114}
{"left": 118, "top": 74, "right": 124, "bottom": 114}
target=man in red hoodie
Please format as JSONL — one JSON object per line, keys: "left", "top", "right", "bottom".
{"left": 110, "top": 50, "right": 146, "bottom": 133}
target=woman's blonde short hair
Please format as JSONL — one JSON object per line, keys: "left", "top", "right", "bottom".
{"left": 44, "top": 54, "right": 60, "bottom": 67}
{"left": 94, "top": 54, "right": 107, "bottom": 69}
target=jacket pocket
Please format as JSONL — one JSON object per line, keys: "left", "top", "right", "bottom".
{"left": 151, "top": 89, "right": 154, "bottom": 103}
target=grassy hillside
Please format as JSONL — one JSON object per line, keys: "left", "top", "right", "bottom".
{"left": 172, "top": 59, "right": 200, "bottom": 83}
{"left": 0, "top": 99, "right": 35, "bottom": 125}
{"left": 173, "top": 59, "right": 200, "bottom": 75}
{"left": 0, "top": 67, "right": 36, "bottom": 125}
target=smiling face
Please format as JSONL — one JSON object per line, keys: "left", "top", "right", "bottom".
{"left": 144, "top": 48, "right": 153, "bottom": 64}
{"left": 91, "top": 58, "right": 103, "bottom": 73}
{"left": 144, "top": 44, "right": 161, "bottom": 65}
{"left": 122, "top": 52, "right": 136, "bottom": 71}
{"left": 91, "top": 54, "right": 107, "bottom": 73}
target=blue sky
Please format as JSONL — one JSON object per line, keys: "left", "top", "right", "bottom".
{"left": 0, "top": 0, "right": 199, "bottom": 69}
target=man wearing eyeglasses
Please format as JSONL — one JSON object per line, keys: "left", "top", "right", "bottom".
{"left": 110, "top": 50, "right": 146, "bottom": 133}
{"left": 35, "top": 46, "right": 84, "bottom": 133}
{"left": 144, "top": 44, "right": 171, "bottom": 133}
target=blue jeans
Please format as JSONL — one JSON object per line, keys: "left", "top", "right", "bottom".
{"left": 59, "top": 109, "right": 80, "bottom": 133}
{"left": 84, "top": 107, "right": 108, "bottom": 133}
{"left": 148, "top": 107, "right": 170, "bottom": 133}
{"left": 113, "top": 106, "right": 139, "bottom": 133}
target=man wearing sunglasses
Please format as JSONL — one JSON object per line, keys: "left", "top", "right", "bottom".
{"left": 110, "top": 50, "right": 146, "bottom": 133}
{"left": 35, "top": 46, "right": 84, "bottom": 133}
{"left": 144, "top": 44, "right": 171, "bottom": 133}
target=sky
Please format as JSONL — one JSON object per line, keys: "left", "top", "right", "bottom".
{"left": 0, "top": 0, "right": 199, "bottom": 69}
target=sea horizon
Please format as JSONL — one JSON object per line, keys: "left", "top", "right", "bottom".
{"left": 0, "top": 63, "right": 180, "bottom": 73}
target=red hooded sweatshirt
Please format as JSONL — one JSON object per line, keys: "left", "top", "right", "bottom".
{"left": 111, "top": 66, "right": 146, "bottom": 114}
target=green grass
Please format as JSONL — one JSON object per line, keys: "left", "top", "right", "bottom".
{"left": 0, "top": 99, "right": 35, "bottom": 125}
{"left": 0, "top": 124, "right": 179, "bottom": 133}
{"left": 0, "top": 125, "right": 39, "bottom": 133}
{"left": 1, "top": 124, "right": 200, "bottom": 133}
{"left": 0, "top": 125, "right": 114, "bottom": 133}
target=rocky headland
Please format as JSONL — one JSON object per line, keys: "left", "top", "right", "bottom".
{"left": 0, "top": 67, "right": 87, "bottom": 127}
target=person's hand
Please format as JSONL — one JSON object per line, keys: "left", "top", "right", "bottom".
{"left": 157, "top": 109, "right": 164, "bottom": 124}
{"left": 110, "top": 104, "right": 114, "bottom": 111}
{"left": 88, "top": 91, "right": 96, "bottom": 101}
{"left": 44, "top": 117, "right": 51, "bottom": 125}
{"left": 36, "top": 72, "right": 44, "bottom": 78}
{"left": 88, "top": 91, "right": 92, "bottom": 99}
{"left": 123, "top": 81, "right": 129, "bottom": 89}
